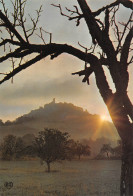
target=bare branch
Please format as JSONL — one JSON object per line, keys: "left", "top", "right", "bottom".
{"left": 120, "top": 26, "right": 133, "bottom": 65}
{"left": 77, "top": 0, "right": 117, "bottom": 61}
{"left": 78, "top": 42, "right": 89, "bottom": 51}
{"left": 0, "top": 47, "right": 21, "bottom": 63}
{"left": 36, "top": 28, "right": 46, "bottom": 44}
{"left": 51, "top": 4, "right": 69, "bottom": 18}
{"left": 120, "top": 0, "right": 133, "bottom": 10}
{"left": 36, "top": 28, "right": 52, "bottom": 44}
{"left": 27, "top": 5, "right": 43, "bottom": 38}
{"left": 0, "top": 10, "right": 25, "bottom": 43}
{"left": 0, "top": 72, "right": 7, "bottom": 75}
{"left": 72, "top": 67, "right": 93, "bottom": 85}
{"left": 116, "top": 12, "right": 133, "bottom": 54}
{"left": 0, "top": 39, "right": 21, "bottom": 47}
{"left": 0, "top": 53, "right": 44, "bottom": 84}
{"left": 0, "top": 0, "right": 8, "bottom": 17}
{"left": 19, "top": 0, "right": 28, "bottom": 42}
{"left": 93, "top": 1, "right": 119, "bottom": 16}
{"left": 51, "top": 0, "right": 132, "bottom": 43}
{"left": 128, "top": 56, "right": 133, "bottom": 65}
{"left": 51, "top": 4, "right": 83, "bottom": 26}
{"left": 0, "top": 43, "right": 107, "bottom": 84}
{"left": 41, "top": 29, "right": 52, "bottom": 43}
{"left": 93, "top": 0, "right": 133, "bottom": 16}
{"left": 103, "top": 8, "right": 110, "bottom": 35}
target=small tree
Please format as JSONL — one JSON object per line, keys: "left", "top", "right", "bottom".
{"left": 1, "top": 135, "right": 16, "bottom": 160}
{"left": 0, "top": 119, "right": 4, "bottom": 126}
{"left": 100, "top": 144, "right": 113, "bottom": 158}
{"left": 74, "top": 141, "right": 91, "bottom": 160}
{"left": 15, "top": 137, "right": 25, "bottom": 158}
{"left": 64, "top": 139, "right": 77, "bottom": 160}
{"left": 1, "top": 135, "right": 24, "bottom": 160}
{"left": 83, "top": 144, "right": 91, "bottom": 158}
{"left": 34, "top": 128, "right": 70, "bottom": 172}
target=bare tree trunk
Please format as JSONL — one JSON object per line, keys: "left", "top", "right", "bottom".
{"left": 121, "top": 158, "right": 133, "bottom": 196}
{"left": 47, "top": 162, "right": 50, "bottom": 173}
{"left": 120, "top": 142, "right": 133, "bottom": 196}
{"left": 107, "top": 97, "right": 133, "bottom": 196}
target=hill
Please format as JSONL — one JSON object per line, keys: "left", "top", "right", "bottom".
{"left": 0, "top": 99, "right": 119, "bottom": 142}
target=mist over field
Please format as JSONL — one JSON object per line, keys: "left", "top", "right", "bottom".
{"left": 0, "top": 100, "right": 118, "bottom": 138}
{"left": 0, "top": 160, "right": 120, "bottom": 196}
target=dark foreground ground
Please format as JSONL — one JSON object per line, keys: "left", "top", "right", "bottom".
{"left": 0, "top": 160, "right": 121, "bottom": 196}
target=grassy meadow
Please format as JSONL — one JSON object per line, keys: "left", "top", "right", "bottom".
{"left": 0, "top": 160, "right": 120, "bottom": 196}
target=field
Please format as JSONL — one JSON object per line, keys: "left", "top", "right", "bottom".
{"left": 0, "top": 160, "right": 121, "bottom": 196}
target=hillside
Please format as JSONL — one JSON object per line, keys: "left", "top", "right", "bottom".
{"left": 0, "top": 99, "right": 119, "bottom": 142}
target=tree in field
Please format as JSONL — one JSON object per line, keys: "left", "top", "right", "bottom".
{"left": 1, "top": 135, "right": 16, "bottom": 160}
{"left": 34, "top": 128, "right": 70, "bottom": 172}
{"left": 98, "top": 141, "right": 122, "bottom": 159}
{"left": 74, "top": 141, "right": 91, "bottom": 160}
{"left": 64, "top": 139, "right": 77, "bottom": 160}
{"left": 15, "top": 137, "right": 25, "bottom": 158}
{"left": 0, "top": 0, "right": 132, "bottom": 194}
{"left": 100, "top": 143, "right": 113, "bottom": 158}
{"left": 0, "top": 119, "right": 4, "bottom": 126}
{"left": 0, "top": 135, "right": 24, "bottom": 160}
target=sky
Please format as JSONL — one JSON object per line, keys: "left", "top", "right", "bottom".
{"left": 0, "top": 0, "right": 133, "bottom": 122}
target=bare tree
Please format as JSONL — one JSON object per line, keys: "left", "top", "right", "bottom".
{"left": 0, "top": 0, "right": 132, "bottom": 195}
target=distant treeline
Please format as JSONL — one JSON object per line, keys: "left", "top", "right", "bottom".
{"left": 0, "top": 129, "right": 91, "bottom": 161}
{"left": 0, "top": 117, "right": 34, "bottom": 126}
{"left": 95, "top": 142, "right": 122, "bottom": 160}
{"left": 0, "top": 130, "right": 122, "bottom": 161}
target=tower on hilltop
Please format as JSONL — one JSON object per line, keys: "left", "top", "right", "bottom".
{"left": 52, "top": 98, "right": 55, "bottom": 104}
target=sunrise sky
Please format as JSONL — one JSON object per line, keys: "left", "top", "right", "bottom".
{"left": 0, "top": 0, "right": 133, "bottom": 122}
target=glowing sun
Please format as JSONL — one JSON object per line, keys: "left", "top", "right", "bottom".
{"left": 101, "top": 115, "right": 106, "bottom": 121}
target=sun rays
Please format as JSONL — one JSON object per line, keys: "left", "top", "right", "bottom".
{"left": 91, "top": 114, "right": 115, "bottom": 140}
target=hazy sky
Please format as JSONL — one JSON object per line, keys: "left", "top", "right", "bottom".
{"left": 0, "top": 0, "right": 133, "bottom": 122}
